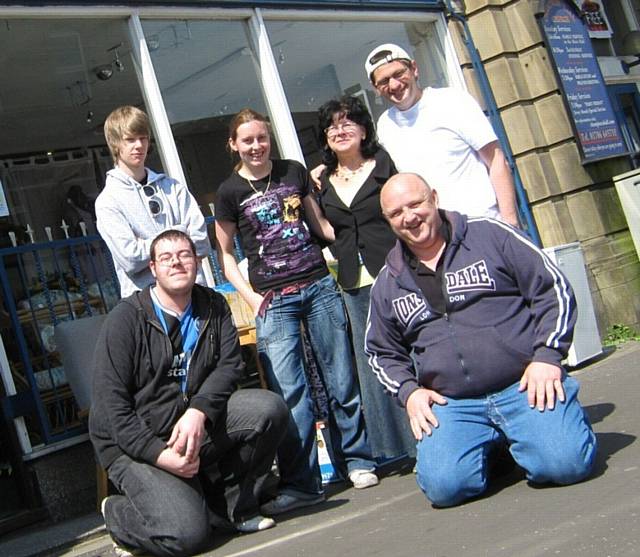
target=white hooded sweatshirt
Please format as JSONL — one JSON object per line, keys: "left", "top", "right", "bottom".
{"left": 96, "top": 167, "right": 209, "bottom": 297}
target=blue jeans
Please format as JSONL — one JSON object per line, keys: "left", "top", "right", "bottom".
{"left": 256, "top": 274, "right": 375, "bottom": 495}
{"left": 415, "top": 376, "right": 597, "bottom": 507}
{"left": 343, "top": 286, "right": 416, "bottom": 460}
{"left": 103, "top": 390, "right": 288, "bottom": 557}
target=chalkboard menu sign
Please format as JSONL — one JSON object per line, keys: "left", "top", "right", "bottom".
{"left": 541, "top": 0, "right": 627, "bottom": 162}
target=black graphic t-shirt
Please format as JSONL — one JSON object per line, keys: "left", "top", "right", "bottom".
{"left": 216, "top": 159, "right": 328, "bottom": 292}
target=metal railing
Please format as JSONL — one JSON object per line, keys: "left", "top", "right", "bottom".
{"left": 0, "top": 218, "right": 244, "bottom": 454}
{"left": 0, "top": 231, "right": 119, "bottom": 454}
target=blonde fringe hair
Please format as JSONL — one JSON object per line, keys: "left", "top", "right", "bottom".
{"left": 104, "top": 105, "right": 151, "bottom": 165}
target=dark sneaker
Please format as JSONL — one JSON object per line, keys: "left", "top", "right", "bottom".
{"left": 100, "top": 497, "right": 145, "bottom": 556}
{"left": 235, "top": 515, "right": 276, "bottom": 533}
{"left": 259, "top": 492, "right": 325, "bottom": 516}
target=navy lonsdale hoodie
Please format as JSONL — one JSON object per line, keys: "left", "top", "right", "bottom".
{"left": 365, "top": 211, "right": 576, "bottom": 406}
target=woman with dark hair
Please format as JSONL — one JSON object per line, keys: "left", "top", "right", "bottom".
{"left": 316, "top": 95, "right": 415, "bottom": 462}
{"left": 214, "top": 108, "right": 378, "bottom": 518}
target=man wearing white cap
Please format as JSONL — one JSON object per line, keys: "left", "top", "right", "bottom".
{"left": 365, "top": 43, "right": 519, "bottom": 227}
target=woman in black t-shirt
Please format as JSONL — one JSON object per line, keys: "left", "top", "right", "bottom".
{"left": 214, "top": 109, "right": 377, "bottom": 517}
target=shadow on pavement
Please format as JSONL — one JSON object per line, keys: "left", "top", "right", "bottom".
{"left": 583, "top": 402, "right": 615, "bottom": 424}
{"left": 590, "top": 431, "right": 636, "bottom": 478}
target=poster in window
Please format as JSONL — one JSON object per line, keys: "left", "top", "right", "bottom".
{"left": 0, "top": 180, "right": 9, "bottom": 217}
{"left": 581, "top": 1, "right": 613, "bottom": 39}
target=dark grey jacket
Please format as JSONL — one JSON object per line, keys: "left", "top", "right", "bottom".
{"left": 89, "top": 284, "right": 245, "bottom": 470}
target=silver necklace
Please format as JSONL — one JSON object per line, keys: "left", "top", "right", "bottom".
{"left": 246, "top": 173, "right": 272, "bottom": 196}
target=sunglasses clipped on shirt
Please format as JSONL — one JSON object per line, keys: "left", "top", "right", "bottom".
{"left": 142, "top": 183, "right": 164, "bottom": 216}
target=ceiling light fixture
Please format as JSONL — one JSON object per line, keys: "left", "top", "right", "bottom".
{"left": 95, "top": 64, "right": 113, "bottom": 81}
{"left": 94, "top": 43, "right": 125, "bottom": 81}
{"left": 108, "top": 43, "right": 125, "bottom": 72}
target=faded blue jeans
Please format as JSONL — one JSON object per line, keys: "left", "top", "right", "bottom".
{"left": 343, "top": 285, "right": 416, "bottom": 461}
{"left": 415, "top": 376, "right": 597, "bottom": 507}
{"left": 256, "top": 273, "right": 375, "bottom": 496}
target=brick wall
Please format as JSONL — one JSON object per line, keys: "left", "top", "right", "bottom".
{"left": 448, "top": 0, "right": 640, "bottom": 330}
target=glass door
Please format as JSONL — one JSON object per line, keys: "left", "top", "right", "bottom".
{"left": 140, "top": 18, "right": 269, "bottom": 207}
{"left": 609, "top": 83, "right": 640, "bottom": 167}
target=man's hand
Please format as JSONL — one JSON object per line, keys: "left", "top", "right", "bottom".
{"left": 405, "top": 388, "right": 447, "bottom": 441}
{"left": 310, "top": 164, "right": 326, "bottom": 190}
{"left": 167, "top": 408, "right": 207, "bottom": 462}
{"left": 518, "top": 361, "right": 564, "bottom": 411}
{"left": 156, "top": 448, "right": 200, "bottom": 478}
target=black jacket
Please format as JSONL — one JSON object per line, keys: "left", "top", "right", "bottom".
{"left": 318, "top": 148, "right": 397, "bottom": 289}
{"left": 89, "top": 284, "right": 245, "bottom": 470}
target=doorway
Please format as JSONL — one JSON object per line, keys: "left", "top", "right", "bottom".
{"left": 608, "top": 83, "right": 640, "bottom": 167}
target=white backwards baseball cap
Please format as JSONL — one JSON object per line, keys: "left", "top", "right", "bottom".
{"left": 365, "top": 43, "right": 413, "bottom": 82}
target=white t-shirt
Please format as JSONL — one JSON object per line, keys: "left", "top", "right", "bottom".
{"left": 377, "top": 87, "right": 499, "bottom": 219}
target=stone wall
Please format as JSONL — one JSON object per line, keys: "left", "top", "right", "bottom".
{"left": 448, "top": 0, "right": 640, "bottom": 331}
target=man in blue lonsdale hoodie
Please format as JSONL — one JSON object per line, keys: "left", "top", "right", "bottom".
{"left": 365, "top": 173, "right": 597, "bottom": 507}
{"left": 96, "top": 105, "right": 209, "bottom": 297}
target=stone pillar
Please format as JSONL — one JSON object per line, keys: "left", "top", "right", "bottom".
{"left": 447, "top": 0, "right": 640, "bottom": 330}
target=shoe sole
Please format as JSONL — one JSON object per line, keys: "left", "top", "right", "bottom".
{"left": 260, "top": 496, "right": 325, "bottom": 516}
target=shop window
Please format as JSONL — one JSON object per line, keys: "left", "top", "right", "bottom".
{"left": 263, "top": 19, "right": 447, "bottom": 168}
{"left": 0, "top": 19, "right": 146, "bottom": 534}
{"left": 0, "top": 18, "right": 150, "bottom": 239}
{"left": 601, "top": 0, "right": 636, "bottom": 56}
{"left": 0, "top": 18, "right": 145, "bottom": 456}
{"left": 141, "top": 19, "right": 266, "bottom": 205}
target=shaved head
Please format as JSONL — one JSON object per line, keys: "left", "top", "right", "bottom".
{"left": 380, "top": 173, "right": 443, "bottom": 255}
{"left": 380, "top": 173, "right": 432, "bottom": 216}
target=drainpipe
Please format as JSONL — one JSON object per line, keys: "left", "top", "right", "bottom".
{"left": 442, "top": 0, "right": 542, "bottom": 246}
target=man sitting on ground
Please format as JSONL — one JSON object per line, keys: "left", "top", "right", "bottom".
{"left": 90, "top": 229, "right": 288, "bottom": 556}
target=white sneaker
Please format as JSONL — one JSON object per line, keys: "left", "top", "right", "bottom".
{"left": 349, "top": 469, "right": 379, "bottom": 489}
{"left": 235, "top": 515, "right": 276, "bottom": 533}
{"left": 112, "top": 544, "right": 140, "bottom": 557}
{"left": 100, "top": 496, "right": 110, "bottom": 518}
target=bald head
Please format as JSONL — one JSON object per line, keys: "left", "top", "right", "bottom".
{"left": 380, "top": 173, "right": 432, "bottom": 216}
{"left": 380, "top": 173, "right": 443, "bottom": 253}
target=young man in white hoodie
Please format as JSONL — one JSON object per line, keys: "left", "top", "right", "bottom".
{"left": 96, "top": 105, "right": 210, "bottom": 297}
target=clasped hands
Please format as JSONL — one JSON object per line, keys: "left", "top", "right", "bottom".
{"left": 155, "top": 408, "right": 207, "bottom": 478}
{"left": 406, "top": 361, "right": 565, "bottom": 440}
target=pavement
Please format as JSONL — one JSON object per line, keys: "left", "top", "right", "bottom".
{"left": 1, "top": 341, "right": 638, "bottom": 557}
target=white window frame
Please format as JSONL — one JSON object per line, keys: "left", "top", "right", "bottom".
{"left": 0, "top": 3, "right": 456, "bottom": 454}
{"left": 0, "top": 3, "right": 455, "bottom": 173}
